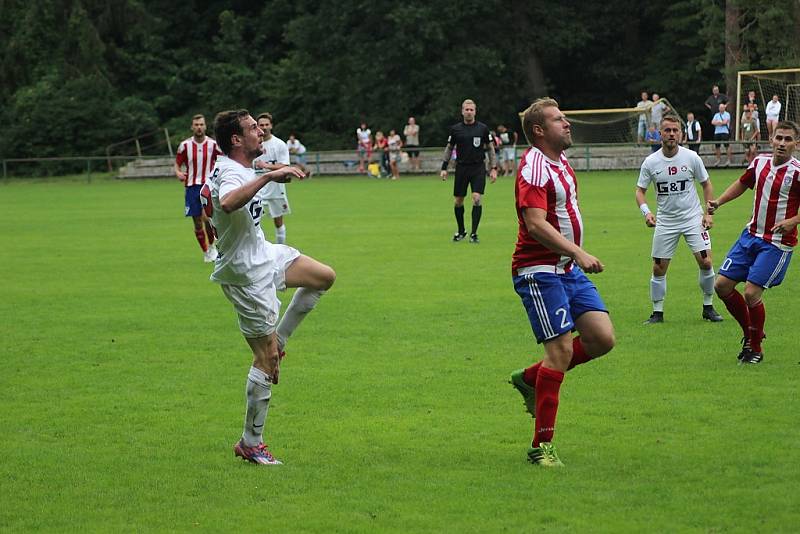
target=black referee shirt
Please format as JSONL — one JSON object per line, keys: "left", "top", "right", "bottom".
{"left": 446, "top": 121, "right": 493, "bottom": 165}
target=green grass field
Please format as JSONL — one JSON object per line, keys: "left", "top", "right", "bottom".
{"left": 2, "top": 170, "right": 799, "bottom": 532}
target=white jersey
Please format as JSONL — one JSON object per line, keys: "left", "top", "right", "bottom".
{"left": 287, "top": 139, "right": 306, "bottom": 154}
{"left": 637, "top": 146, "right": 709, "bottom": 230}
{"left": 254, "top": 136, "right": 290, "bottom": 201}
{"left": 207, "top": 156, "right": 277, "bottom": 285}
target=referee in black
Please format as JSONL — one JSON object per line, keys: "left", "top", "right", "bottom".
{"left": 441, "top": 99, "right": 498, "bottom": 243}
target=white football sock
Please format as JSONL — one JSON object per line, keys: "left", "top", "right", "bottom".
{"left": 275, "top": 225, "right": 286, "bottom": 244}
{"left": 699, "top": 268, "right": 715, "bottom": 305}
{"left": 651, "top": 275, "right": 666, "bottom": 312}
{"left": 276, "top": 287, "right": 324, "bottom": 349}
{"left": 242, "top": 366, "right": 272, "bottom": 447}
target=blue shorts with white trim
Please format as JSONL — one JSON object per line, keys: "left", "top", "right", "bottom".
{"left": 513, "top": 267, "right": 608, "bottom": 344}
{"left": 185, "top": 185, "right": 203, "bottom": 217}
{"left": 718, "top": 229, "right": 793, "bottom": 288}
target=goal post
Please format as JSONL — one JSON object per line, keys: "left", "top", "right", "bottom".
{"left": 736, "top": 68, "right": 800, "bottom": 140}
{"left": 519, "top": 98, "right": 684, "bottom": 145}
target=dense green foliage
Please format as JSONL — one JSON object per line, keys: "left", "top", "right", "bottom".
{"left": 2, "top": 0, "right": 799, "bottom": 156}
{"left": 2, "top": 172, "right": 800, "bottom": 531}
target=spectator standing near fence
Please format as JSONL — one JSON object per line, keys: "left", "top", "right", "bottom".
{"left": 356, "top": 122, "right": 372, "bottom": 173}
{"left": 403, "top": 117, "right": 421, "bottom": 172}
{"left": 650, "top": 94, "right": 670, "bottom": 128}
{"left": 765, "top": 95, "right": 781, "bottom": 138}
{"left": 174, "top": 114, "right": 223, "bottom": 262}
{"left": 712, "top": 103, "right": 733, "bottom": 167}
{"left": 497, "top": 124, "right": 519, "bottom": 175}
{"left": 387, "top": 129, "right": 403, "bottom": 180}
{"left": 704, "top": 85, "right": 728, "bottom": 120}
{"left": 740, "top": 108, "right": 760, "bottom": 166}
{"left": 287, "top": 134, "right": 311, "bottom": 177}
{"left": 684, "top": 111, "right": 702, "bottom": 153}
{"left": 636, "top": 91, "right": 651, "bottom": 144}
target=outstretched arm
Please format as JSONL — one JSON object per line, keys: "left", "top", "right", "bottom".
{"left": 221, "top": 167, "right": 304, "bottom": 213}
{"left": 707, "top": 179, "right": 748, "bottom": 214}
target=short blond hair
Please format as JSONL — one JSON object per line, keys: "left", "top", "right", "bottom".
{"left": 462, "top": 99, "right": 476, "bottom": 108}
{"left": 192, "top": 114, "right": 205, "bottom": 122}
{"left": 521, "top": 97, "right": 559, "bottom": 144}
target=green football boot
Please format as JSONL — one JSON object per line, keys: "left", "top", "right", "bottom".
{"left": 509, "top": 369, "right": 536, "bottom": 418}
{"left": 527, "top": 442, "right": 564, "bottom": 467}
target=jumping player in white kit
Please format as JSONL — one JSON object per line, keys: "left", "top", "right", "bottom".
{"left": 202, "top": 109, "right": 335, "bottom": 465}
{"left": 254, "top": 113, "right": 292, "bottom": 244}
{"left": 635, "top": 114, "right": 723, "bottom": 324}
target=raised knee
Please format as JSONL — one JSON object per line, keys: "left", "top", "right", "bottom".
{"left": 321, "top": 266, "right": 336, "bottom": 290}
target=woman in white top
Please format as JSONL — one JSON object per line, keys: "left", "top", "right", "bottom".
{"left": 765, "top": 95, "right": 782, "bottom": 138}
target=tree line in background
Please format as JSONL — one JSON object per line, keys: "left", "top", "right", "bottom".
{"left": 2, "top": 0, "right": 799, "bottom": 160}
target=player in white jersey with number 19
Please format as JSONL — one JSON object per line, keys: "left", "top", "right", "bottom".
{"left": 635, "top": 115, "right": 723, "bottom": 324}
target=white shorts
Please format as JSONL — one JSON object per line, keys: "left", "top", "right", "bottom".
{"left": 652, "top": 224, "right": 711, "bottom": 259}
{"left": 501, "top": 147, "right": 515, "bottom": 162}
{"left": 220, "top": 245, "right": 301, "bottom": 338}
{"left": 262, "top": 196, "right": 291, "bottom": 218}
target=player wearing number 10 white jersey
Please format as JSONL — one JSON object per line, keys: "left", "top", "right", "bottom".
{"left": 635, "top": 115, "right": 723, "bottom": 324}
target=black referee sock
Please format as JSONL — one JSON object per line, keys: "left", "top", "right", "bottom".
{"left": 454, "top": 206, "right": 465, "bottom": 234}
{"left": 471, "top": 205, "right": 482, "bottom": 234}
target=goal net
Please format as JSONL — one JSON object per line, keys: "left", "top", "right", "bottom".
{"left": 737, "top": 68, "right": 800, "bottom": 140}
{"left": 519, "top": 98, "right": 683, "bottom": 145}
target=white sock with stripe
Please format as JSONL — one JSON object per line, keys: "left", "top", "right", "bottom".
{"left": 242, "top": 366, "right": 272, "bottom": 447}
{"left": 699, "top": 268, "right": 715, "bottom": 305}
{"left": 651, "top": 275, "right": 666, "bottom": 312}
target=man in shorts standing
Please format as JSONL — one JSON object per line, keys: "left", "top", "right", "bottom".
{"left": 440, "top": 99, "right": 498, "bottom": 244}
{"left": 635, "top": 115, "right": 723, "bottom": 324}
{"left": 709, "top": 121, "right": 800, "bottom": 364}
{"left": 254, "top": 113, "right": 291, "bottom": 244}
{"left": 174, "top": 114, "right": 223, "bottom": 262}
{"left": 203, "top": 109, "right": 336, "bottom": 464}
{"left": 507, "top": 98, "right": 615, "bottom": 467}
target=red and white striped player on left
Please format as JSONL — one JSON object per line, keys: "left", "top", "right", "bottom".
{"left": 709, "top": 120, "right": 800, "bottom": 364}
{"left": 174, "top": 114, "right": 223, "bottom": 262}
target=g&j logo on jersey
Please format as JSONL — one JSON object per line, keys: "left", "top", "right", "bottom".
{"left": 473, "top": 137, "right": 481, "bottom": 148}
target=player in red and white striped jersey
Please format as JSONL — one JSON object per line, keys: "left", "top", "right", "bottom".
{"left": 174, "top": 114, "right": 224, "bottom": 262}
{"left": 508, "top": 98, "right": 615, "bottom": 467}
{"left": 709, "top": 121, "right": 800, "bottom": 364}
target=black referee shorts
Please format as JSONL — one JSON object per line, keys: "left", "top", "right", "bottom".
{"left": 454, "top": 162, "right": 486, "bottom": 197}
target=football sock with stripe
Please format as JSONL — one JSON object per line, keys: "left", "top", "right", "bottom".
{"left": 276, "top": 288, "right": 324, "bottom": 350}
{"left": 454, "top": 206, "right": 465, "bottom": 234}
{"left": 243, "top": 366, "right": 272, "bottom": 447}
{"left": 720, "top": 289, "right": 750, "bottom": 337}
{"left": 204, "top": 220, "right": 215, "bottom": 246}
{"left": 471, "top": 205, "right": 482, "bottom": 234}
{"left": 195, "top": 227, "right": 209, "bottom": 252}
{"left": 650, "top": 275, "right": 666, "bottom": 312}
{"left": 747, "top": 301, "right": 765, "bottom": 352}
{"left": 522, "top": 337, "right": 592, "bottom": 386}
{"left": 699, "top": 268, "right": 715, "bottom": 305}
{"left": 533, "top": 366, "right": 564, "bottom": 447}
{"left": 275, "top": 225, "right": 286, "bottom": 244}
{"left": 567, "top": 337, "right": 592, "bottom": 369}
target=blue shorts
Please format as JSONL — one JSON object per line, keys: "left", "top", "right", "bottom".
{"left": 513, "top": 267, "right": 608, "bottom": 344}
{"left": 185, "top": 185, "right": 202, "bottom": 217}
{"left": 719, "top": 229, "right": 793, "bottom": 288}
